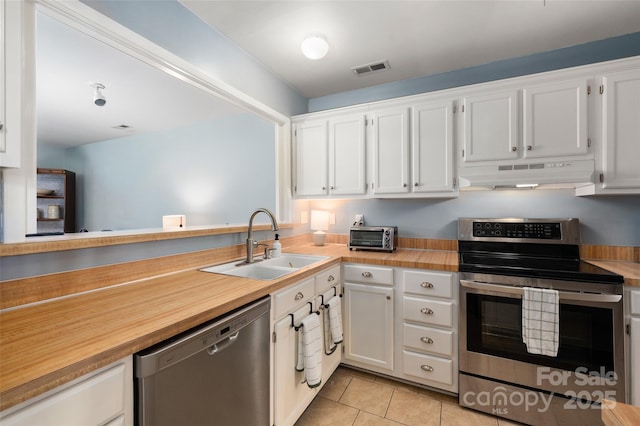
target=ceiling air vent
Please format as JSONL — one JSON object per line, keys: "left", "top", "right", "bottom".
{"left": 351, "top": 60, "right": 391, "bottom": 76}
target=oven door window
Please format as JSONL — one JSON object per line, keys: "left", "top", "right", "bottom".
{"left": 350, "top": 230, "right": 382, "bottom": 247}
{"left": 466, "top": 294, "right": 614, "bottom": 372}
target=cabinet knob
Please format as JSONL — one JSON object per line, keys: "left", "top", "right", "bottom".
{"left": 420, "top": 365, "right": 434, "bottom": 372}
{"left": 330, "top": 186, "right": 334, "bottom": 190}
{"left": 403, "top": 183, "right": 407, "bottom": 188}
{"left": 327, "top": 275, "right": 335, "bottom": 282}
{"left": 414, "top": 182, "right": 419, "bottom": 187}
{"left": 322, "top": 186, "right": 326, "bottom": 190}
{"left": 420, "top": 337, "right": 434, "bottom": 344}
{"left": 527, "top": 145, "right": 532, "bottom": 151}
{"left": 420, "top": 282, "right": 434, "bottom": 289}
{"left": 511, "top": 146, "right": 517, "bottom": 152}
{"left": 0, "top": 122, "right": 4, "bottom": 131}
{"left": 362, "top": 271, "right": 372, "bottom": 278}
{"left": 386, "top": 295, "right": 391, "bottom": 300}
{"left": 294, "top": 292, "right": 304, "bottom": 301}
{"left": 420, "top": 307, "right": 434, "bottom": 315}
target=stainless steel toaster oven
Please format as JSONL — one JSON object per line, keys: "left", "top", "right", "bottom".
{"left": 348, "top": 226, "right": 397, "bottom": 252}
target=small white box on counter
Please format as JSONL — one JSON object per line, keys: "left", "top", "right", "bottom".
{"left": 162, "top": 215, "right": 186, "bottom": 230}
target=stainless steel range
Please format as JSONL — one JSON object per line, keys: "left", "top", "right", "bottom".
{"left": 458, "top": 218, "right": 625, "bottom": 426}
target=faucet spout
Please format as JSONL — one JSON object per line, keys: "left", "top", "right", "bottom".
{"left": 246, "top": 208, "right": 279, "bottom": 263}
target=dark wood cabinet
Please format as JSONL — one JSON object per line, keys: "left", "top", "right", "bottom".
{"left": 36, "top": 168, "right": 76, "bottom": 234}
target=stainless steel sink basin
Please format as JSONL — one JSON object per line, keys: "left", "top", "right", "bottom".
{"left": 200, "top": 253, "right": 329, "bottom": 280}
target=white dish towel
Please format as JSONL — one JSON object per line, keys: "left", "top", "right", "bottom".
{"left": 522, "top": 287, "right": 559, "bottom": 357}
{"left": 301, "top": 313, "right": 323, "bottom": 388}
{"left": 327, "top": 296, "right": 344, "bottom": 345}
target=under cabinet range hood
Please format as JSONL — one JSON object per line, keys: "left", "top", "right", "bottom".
{"left": 458, "top": 158, "right": 595, "bottom": 189}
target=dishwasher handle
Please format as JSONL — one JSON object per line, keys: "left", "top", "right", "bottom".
{"left": 207, "top": 331, "right": 240, "bottom": 355}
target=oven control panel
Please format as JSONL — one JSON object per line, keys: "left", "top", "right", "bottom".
{"left": 472, "top": 221, "right": 562, "bottom": 239}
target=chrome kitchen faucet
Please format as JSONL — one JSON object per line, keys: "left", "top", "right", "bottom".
{"left": 245, "top": 208, "right": 279, "bottom": 264}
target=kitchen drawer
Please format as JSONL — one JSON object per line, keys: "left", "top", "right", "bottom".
{"left": 315, "top": 265, "right": 341, "bottom": 294}
{"left": 403, "top": 350, "right": 453, "bottom": 386}
{"left": 403, "top": 270, "right": 453, "bottom": 299}
{"left": 0, "top": 361, "right": 127, "bottom": 425}
{"left": 343, "top": 264, "right": 393, "bottom": 286}
{"left": 273, "top": 277, "right": 315, "bottom": 319}
{"left": 631, "top": 290, "right": 640, "bottom": 316}
{"left": 403, "top": 296, "right": 453, "bottom": 328}
{"left": 403, "top": 323, "right": 454, "bottom": 357}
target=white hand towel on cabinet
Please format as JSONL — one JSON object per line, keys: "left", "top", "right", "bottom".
{"left": 301, "top": 313, "right": 323, "bottom": 388}
{"left": 522, "top": 287, "right": 559, "bottom": 357}
{"left": 327, "top": 296, "right": 343, "bottom": 345}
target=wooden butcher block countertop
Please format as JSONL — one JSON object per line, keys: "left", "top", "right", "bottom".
{"left": 0, "top": 244, "right": 457, "bottom": 411}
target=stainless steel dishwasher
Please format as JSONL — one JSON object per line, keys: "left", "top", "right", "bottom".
{"left": 134, "top": 297, "right": 270, "bottom": 426}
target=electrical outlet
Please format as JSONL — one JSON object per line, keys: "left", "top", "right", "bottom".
{"left": 353, "top": 214, "right": 364, "bottom": 226}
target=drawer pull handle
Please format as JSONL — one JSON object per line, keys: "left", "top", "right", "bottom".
{"left": 362, "top": 272, "right": 372, "bottom": 278}
{"left": 420, "top": 365, "right": 434, "bottom": 372}
{"left": 420, "top": 308, "right": 434, "bottom": 315}
{"left": 420, "top": 337, "right": 434, "bottom": 344}
{"left": 294, "top": 292, "right": 304, "bottom": 301}
{"left": 420, "top": 282, "right": 434, "bottom": 289}
{"left": 327, "top": 275, "right": 335, "bottom": 282}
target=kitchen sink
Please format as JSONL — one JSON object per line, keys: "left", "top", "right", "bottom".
{"left": 200, "top": 253, "right": 329, "bottom": 280}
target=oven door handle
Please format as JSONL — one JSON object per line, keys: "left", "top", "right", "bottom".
{"left": 460, "top": 280, "right": 622, "bottom": 303}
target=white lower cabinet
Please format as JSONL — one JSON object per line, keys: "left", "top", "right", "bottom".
{"left": 271, "top": 265, "right": 342, "bottom": 426}
{"left": 342, "top": 264, "right": 458, "bottom": 394}
{"left": 400, "top": 268, "right": 458, "bottom": 393}
{"left": 342, "top": 264, "right": 394, "bottom": 373}
{"left": 0, "top": 357, "right": 133, "bottom": 426}
{"left": 341, "top": 264, "right": 458, "bottom": 394}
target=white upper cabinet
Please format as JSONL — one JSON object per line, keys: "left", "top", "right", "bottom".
{"left": 371, "top": 107, "right": 410, "bottom": 194}
{"left": 0, "top": 0, "right": 27, "bottom": 168}
{"left": 411, "top": 100, "right": 456, "bottom": 193}
{"left": 522, "top": 78, "right": 590, "bottom": 159}
{"left": 293, "top": 113, "right": 366, "bottom": 198}
{"left": 461, "top": 90, "right": 519, "bottom": 163}
{"left": 599, "top": 69, "right": 640, "bottom": 191}
{"left": 293, "top": 119, "right": 328, "bottom": 197}
{"left": 329, "top": 114, "right": 366, "bottom": 196}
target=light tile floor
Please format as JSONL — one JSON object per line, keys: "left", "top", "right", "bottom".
{"left": 295, "top": 366, "right": 523, "bottom": 426}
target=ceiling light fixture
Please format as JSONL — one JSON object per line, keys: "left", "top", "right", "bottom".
{"left": 90, "top": 82, "right": 106, "bottom": 106}
{"left": 301, "top": 35, "right": 329, "bottom": 60}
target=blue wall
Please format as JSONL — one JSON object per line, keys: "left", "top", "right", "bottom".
{"left": 308, "top": 190, "right": 640, "bottom": 247}
{"left": 40, "top": 113, "right": 276, "bottom": 232}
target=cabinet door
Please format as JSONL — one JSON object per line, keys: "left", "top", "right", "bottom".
{"left": 371, "top": 107, "right": 410, "bottom": 194}
{"left": 462, "top": 90, "right": 519, "bottom": 162}
{"left": 600, "top": 69, "right": 640, "bottom": 190}
{"left": 523, "top": 78, "right": 589, "bottom": 159}
{"left": 411, "top": 100, "right": 455, "bottom": 192}
{"left": 343, "top": 282, "right": 393, "bottom": 371}
{"left": 329, "top": 114, "right": 366, "bottom": 195}
{"left": 273, "top": 311, "right": 316, "bottom": 426}
{"left": 631, "top": 316, "right": 640, "bottom": 406}
{"left": 0, "top": 0, "right": 25, "bottom": 168}
{"left": 294, "top": 120, "right": 328, "bottom": 197}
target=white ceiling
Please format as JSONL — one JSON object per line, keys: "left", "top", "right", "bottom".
{"left": 181, "top": 0, "right": 640, "bottom": 98}
{"left": 36, "top": 11, "right": 243, "bottom": 148}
